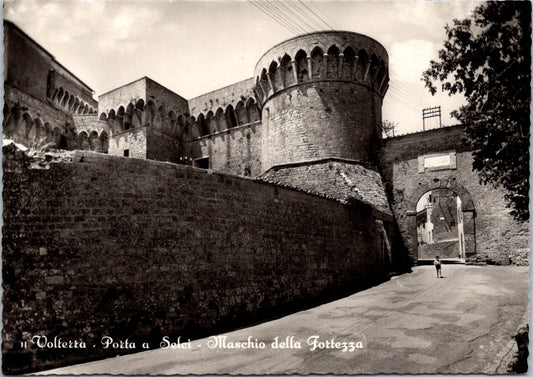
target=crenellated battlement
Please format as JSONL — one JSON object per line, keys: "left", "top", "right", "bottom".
{"left": 254, "top": 31, "right": 388, "bottom": 106}
{"left": 255, "top": 31, "right": 389, "bottom": 172}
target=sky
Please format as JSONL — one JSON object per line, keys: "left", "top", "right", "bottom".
{"left": 4, "top": 0, "right": 483, "bottom": 135}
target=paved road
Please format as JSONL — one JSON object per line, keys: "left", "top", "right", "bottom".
{"left": 40, "top": 265, "right": 529, "bottom": 375}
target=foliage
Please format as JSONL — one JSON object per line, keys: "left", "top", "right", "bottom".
{"left": 422, "top": 1, "right": 531, "bottom": 221}
{"left": 380, "top": 120, "right": 398, "bottom": 137}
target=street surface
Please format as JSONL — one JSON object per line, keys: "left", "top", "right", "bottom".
{"left": 39, "top": 265, "right": 529, "bottom": 374}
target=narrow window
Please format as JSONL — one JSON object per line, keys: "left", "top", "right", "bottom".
{"left": 124, "top": 149, "right": 129, "bottom": 157}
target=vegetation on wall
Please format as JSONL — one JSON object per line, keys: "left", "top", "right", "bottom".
{"left": 380, "top": 120, "right": 398, "bottom": 138}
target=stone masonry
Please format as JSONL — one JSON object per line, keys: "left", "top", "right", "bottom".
{"left": 3, "top": 146, "right": 389, "bottom": 373}
{"left": 2, "top": 19, "right": 529, "bottom": 375}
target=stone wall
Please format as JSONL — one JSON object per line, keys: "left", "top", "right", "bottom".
{"left": 5, "top": 22, "right": 52, "bottom": 101}
{"left": 2, "top": 148, "right": 388, "bottom": 374}
{"left": 259, "top": 158, "right": 390, "bottom": 213}
{"left": 109, "top": 127, "right": 147, "bottom": 159}
{"left": 98, "top": 78, "right": 147, "bottom": 115}
{"left": 146, "top": 126, "right": 180, "bottom": 163}
{"left": 418, "top": 240, "right": 459, "bottom": 260}
{"left": 259, "top": 158, "right": 411, "bottom": 271}
{"left": 4, "top": 21, "right": 97, "bottom": 152}
{"left": 72, "top": 116, "right": 106, "bottom": 135}
{"left": 4, "top": 21, "right": 95, "bottom": 108}
{"left": 188, "top": 78, "right": 256, "bottom": 118}
{"left": 380, "top": 126, "right": 529, "bottom": 264}
{"left": 261, "top": 82, "right": 382, "bottom": 172}
{"left": 4, "top": 84, "right": 76, "bottom": 149}
{"left": 145, "top": 78, "right": 189, "bottom": 116}
{"left": 186, "top": 78, "right": 261, "bottom": 174}
{"left": 190, "top": 122, "right": 262, "bottom": 177}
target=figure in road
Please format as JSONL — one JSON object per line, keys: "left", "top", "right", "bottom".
{"left": 433, "top": 256, "right": 442, "bottom": 278}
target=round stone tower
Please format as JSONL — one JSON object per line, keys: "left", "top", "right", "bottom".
{"left": 254, "top": 31, "right": 389, "bottom": 172}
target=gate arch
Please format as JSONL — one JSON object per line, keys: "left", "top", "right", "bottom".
{"left": 407, "top": 179, "right": 476, "bottom": 261}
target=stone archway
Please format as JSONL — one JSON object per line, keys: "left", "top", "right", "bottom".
{"left": 406, "top": 179, "right": 475, "bottom": 262}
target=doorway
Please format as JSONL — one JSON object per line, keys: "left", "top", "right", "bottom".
{"left": 415, "top": 189, "right": 467, "bottom": 261}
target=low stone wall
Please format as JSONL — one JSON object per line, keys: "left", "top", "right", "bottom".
{"left": 2, "top": 147, "right": 388, "bottom": 374}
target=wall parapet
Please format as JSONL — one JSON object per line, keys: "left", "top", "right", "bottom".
{"left": 3, "top": 145, "right": 390, "bottom": 373}
{"left": 192, "top": 120, "right": 261, "bottom": 141}
{"left": 254, "top": 31, "right": 388, "bottom": 106}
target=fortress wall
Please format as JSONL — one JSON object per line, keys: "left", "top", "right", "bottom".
{"left": 4, "top": 21, "right": 95, "bottom": 106}
{"left": 259, "top": 159, "right": 411, "bottom": 271}
{"left": 2, "top": 149, "right": 387, "bottom": 374}
{"left": 145, "top": 78, "right": 189, "bottom": 116}
{"left": 188, "top": 78, "right": 255, "bottom": 117}
{"left": 109, "top": 127, "right": 147, "bottom": 159}
{"left": 381, "top": 126, "right": 529, "bottom": 263}
{"left": 380, "top": 126, "right": 471, "bottom": 182}
{"left": 98, "top": 79, "right": 147, "bottom": 114}
{"left": 50, "top": 71, "right": 98, "bottom": 110}
{"left": 262, "top": 82, "right": 382, "bottom": 171}
{"left": 72, "top": 116, "right": 109, "bottom": 136}
{"left": 146, "top": 126, "right": 181, "bottom": 164}
{"left": 190, "top": 122, "right": 262, "bottom": 177}
{"left": 4, "top": 84, "right": 78, "bottom": 149}
{"left": 4, "top": 84, "right": 73, "bottom": 129}
{"left": 5, "top": 23, "right": 54, "bottom": 100}
{"left": 259, "top": 160, "right": 390, "bottom": 214}
{"left": 388, "top": 151, "right": 528, "bottom": 263}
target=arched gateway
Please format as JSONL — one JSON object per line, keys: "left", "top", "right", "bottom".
{"left": 407, "top": 180, "right": 475, "bottom": 262}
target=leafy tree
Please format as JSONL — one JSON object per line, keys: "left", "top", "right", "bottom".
{"left": 422, "top": 1, "right": 531, "bottom": 221}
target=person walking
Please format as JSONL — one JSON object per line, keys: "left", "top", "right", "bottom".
{"left": 433, "top": 256, "right": 442, "bottom": 278}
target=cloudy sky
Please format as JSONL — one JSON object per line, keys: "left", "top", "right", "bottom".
{"left": 4, "top": 0, "right": 482, "bottom": 134}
